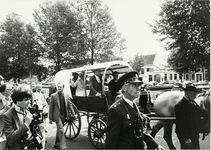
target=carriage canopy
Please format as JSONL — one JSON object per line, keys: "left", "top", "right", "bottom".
{"left": 54, "top": 61, "right": 133, "bottom": 98}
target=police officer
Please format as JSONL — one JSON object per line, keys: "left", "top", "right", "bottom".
{"left": 105, "top": 71, "right": 164, "bottom": 149}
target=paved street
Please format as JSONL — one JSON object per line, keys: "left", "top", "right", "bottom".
{"left": 45, "top": 116, "right": 210, "bottom": 150}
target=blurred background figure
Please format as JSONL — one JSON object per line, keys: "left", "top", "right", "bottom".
{"left": 32, "top": 83, "right": 49, "bottom": 150}
{"left": 0, "top": 83, "right": 13, "bottom": 135}
{"left": 47, "top": 83, "right": 57, "bottom": 105}
{"left": 35, "top": 83, "right": 43, "bottom": 93}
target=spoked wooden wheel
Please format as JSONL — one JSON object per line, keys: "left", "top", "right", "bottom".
{"left": 88, "top": 119, "right": 107, "bottom": 149}
{"left": 64, "top": 103, "right": 81, "bottom": 140}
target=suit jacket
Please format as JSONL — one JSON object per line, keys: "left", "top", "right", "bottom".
{"left": 89, "top": 75, "right": 102, "bottom": 96}
{"left": 175, "top": 97, "right": 210, "bottom": 140}
{"left": 105, "top": 98, "right": 158, "bottom": 149}
{"left": 108, "top": 79, "right": 119, "bottom": 104}
{"left": 3, "top": 106, "right": 29, "bottom": 150}
{"left": 49, "top": 91, "right": 70, "bottom": 123}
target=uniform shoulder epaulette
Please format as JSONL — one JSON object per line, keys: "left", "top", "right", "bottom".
{"left": 111, "top": 100, "right": 121, "bottom": 108}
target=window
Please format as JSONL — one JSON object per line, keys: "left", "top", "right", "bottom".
{"left": 164, "top": 74, "right": 167, "bottom": 81}
{"left": 186, "top": 74, "right": 189, "bottom": 80}
{"left": 192, "top": 74, "right": 195, "bottom": 80}
{"left": 149, "top": 75, "right": 153, "bottom": 81}
{"left": 147, "top": 68, "right": 150, "bottom": 72}
{"left": 170, "top": 74, "right": 172, "bottom": 80}
{"left": 174, "top": 74, "right": 177, "bottom": 80}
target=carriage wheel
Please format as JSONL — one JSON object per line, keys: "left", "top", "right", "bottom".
{"left": 64, "top": 103, "right": 81, "bottom": 140}
{"left": 88, "top": 119, "right": 107, "bottom": 149}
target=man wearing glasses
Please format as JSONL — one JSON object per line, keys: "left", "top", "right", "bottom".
{"left": 105, "top": 71, "right": 164, "bottom": 149}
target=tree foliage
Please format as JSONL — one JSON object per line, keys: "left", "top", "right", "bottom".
{"left": 71, "top": 0, "right": 126, "bottom": 64}
{"left": 151, "top": 0, "right": 210, "bottom": 74}
{"left": 0, "top": 13, "right": 44, "bottom": 82}
{"left": 130, "top": 53, "right": 144, "bottom": 73}
{"left": 33, "top": 1, "right": 89, "bottom": 72}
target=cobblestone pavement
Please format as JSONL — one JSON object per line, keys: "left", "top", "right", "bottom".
{"left": 45, "top": 117, "right": 210, "bottom": 150}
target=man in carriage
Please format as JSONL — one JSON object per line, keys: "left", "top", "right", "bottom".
{"left": 89, "top": 69, "right": 103, "bottom": 97}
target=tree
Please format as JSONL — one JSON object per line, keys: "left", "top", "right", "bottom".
{"left": 150, "top": 0, "right": 210, "bottom": 75}
{"left": 33, "top": 1, "right": 89, "bottom": 73}
{"left": 72, "top": 0, "right": 126, "bottom": 64}
{"left": 0, "top": 13, "right": 44, "bottom": 82}
{"left": 130, "top": 53, "right": 144, "bottom": 74}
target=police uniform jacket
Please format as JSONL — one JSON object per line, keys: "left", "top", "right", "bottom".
{"left": 175, "top": 97, "right": 210, "bottom": 140}
{"left": 105, "top": 98, "right": 158, "bottom": 149}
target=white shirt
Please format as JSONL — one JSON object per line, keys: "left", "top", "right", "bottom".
{"left": 33, "top": 92, "right": 48, "bottom": 114}
{"left": 122, "top": 96, "right": 134, "bottom": 108}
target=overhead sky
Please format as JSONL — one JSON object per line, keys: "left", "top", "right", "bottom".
{"left": 0, "top": 0, "right": 170, "bottom": 65}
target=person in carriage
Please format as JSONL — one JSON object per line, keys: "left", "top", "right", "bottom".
{"left": 70, "top": 72, "right": 86, "bottom": 96}
{"left": 105, "top": 71, "right": 164, "bottom": 150}
{"left": 89, "top": 69, "right": 103, "bottom": 97}
{"left": 108, "top": 71, "right": 119, "bottom": 104}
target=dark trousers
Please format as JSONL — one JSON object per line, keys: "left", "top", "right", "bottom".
{"left": 177, "top": 135, "right": 200, "bottom": 149}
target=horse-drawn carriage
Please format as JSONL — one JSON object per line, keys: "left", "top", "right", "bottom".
{"left": 54, "top": 61, "right": 133, "bottom": 148}
{"left": 54, "top": 60, "right": 210, "bottom": 149}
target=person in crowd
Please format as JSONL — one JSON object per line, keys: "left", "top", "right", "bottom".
{"left": 0, "top": 83, "right": 13, "bottom": 134}
{"left": 35, "top": 83, "right": 43, "bottom": 93}
{"left": 48, "top": 83, "right": 57, "bottom": 104}
{"left": 12, "top": 83, "right": 19, "bottom": 91}
{"left": 89, "top": 69, "right": 102, "bottom": 97}
{"left": 139, "top": 83, "right": 152, "bottom": 114}
{"left": 70, "top": 72, "right": 79, "bottom": 96}
{"left": 108, "top": 71, "right": 119, "bottom": 104}
{"left": 32, "top": 83, "right": 49, "bottom": 150}
{"left": 49, "top": 83, "right": 57, "bottom": 96}
{"left": 175, "top": 85, "right": 210, "bottom": 149}
{"left": 105, "top": 71, "right": 164, "bottom": 150}
{"left": 70, "top": 72, "right": 86, "bottom": 96}
{"left": 32, "top": 87, "right": 36, "bottom": 93}
{"left": 49, "top": 82, "right": 71, "bottom": 150}
{"left": 3, "top": 84, "right": 35, "bottom": 150}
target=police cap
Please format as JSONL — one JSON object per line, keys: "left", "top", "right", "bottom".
{"left": 117, "top": 71, "right": 143, "bottom": 90}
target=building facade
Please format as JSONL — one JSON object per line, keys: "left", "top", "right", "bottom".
{"left": 139, "top": 53, "right": 208, "bottom": 84}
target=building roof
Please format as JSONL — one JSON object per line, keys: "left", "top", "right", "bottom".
{"left": 143, "top": 54, "right": 156, "bottom": 65}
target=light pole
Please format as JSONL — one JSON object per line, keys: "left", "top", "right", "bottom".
{"left": 13, "top": 13, "right": 33, "bottom": 89}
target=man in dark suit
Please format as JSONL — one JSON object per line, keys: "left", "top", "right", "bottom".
{"left": 105, "top": 71, "right": 164, "bottom": 149}
{"left": 49, "top": 82, "right": 71, "bottom": 150}
{"left": 89, "top": 69, "right": 102, "bottom": 97}
{"left": 3, "top": 84, "right": 34, "bottom": 150}
{"left": 175, "top": 85, "right": 210, "bottom": 149}
{"left": 108, "top": 71, "right": 119, "bottom": 104}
